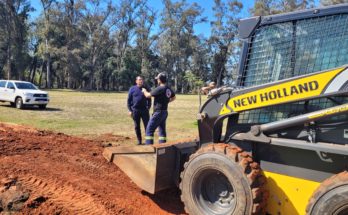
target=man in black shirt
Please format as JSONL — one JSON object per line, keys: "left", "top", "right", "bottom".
{"left": 142, "top": 73, "right": 176, "bottom": 144}
{"left": 127, "top": 76, "right": 151, "bottom": 145}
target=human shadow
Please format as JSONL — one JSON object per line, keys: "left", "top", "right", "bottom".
{"left": 141, "top": 188, "right": 186, "bottom": 214}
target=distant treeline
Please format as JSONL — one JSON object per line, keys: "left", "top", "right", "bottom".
{"left": 0, "top": 0, "right": 343, "bottom": 92}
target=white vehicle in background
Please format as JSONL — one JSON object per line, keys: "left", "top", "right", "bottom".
{"left": 0, "top": 80, "right": 49, "bottom": 109}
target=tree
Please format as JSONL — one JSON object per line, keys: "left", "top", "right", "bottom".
{"left": 80, "top": 0, "right": 115, "bottom": 90}
{"left": 134, "top": 2, "right": 157, "bottom": 82}
{"left": 250, "top": 0, "right": 313, "bottom": 16}
{"left": 184, "top": 70, "right": 204, "bottom": 93}
{"left": 321, "top": 0, "right": 348, "bottom": 5}
{"left": 0, "top": 0, "right": 32, "bottom": 80}
{"left": 250, "top": 0, "right": 275, "bottom": 16}
{"left": 158, "top": 0, "right": 205, "bottom": 92}
{"left": 209, "top": 0, "right": 243, "bottom": 86}
{"left": 40, "top": 0, "right": 55, "bottom": 88}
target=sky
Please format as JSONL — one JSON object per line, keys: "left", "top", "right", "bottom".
{"left": 29, "top": 0, "right": 255, "bottom": 37}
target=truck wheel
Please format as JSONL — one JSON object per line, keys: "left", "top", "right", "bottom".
{"left": 15, "top": 97, "right": 23, "bottom": 109}
{"left": 180, "top": 143, "right": 267, "bottom": 215}
{"left": 306, "top": 171, "right": 348, "bottom": 215}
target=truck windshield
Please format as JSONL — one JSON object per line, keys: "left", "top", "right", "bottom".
{"left": 15, "top": 82, "right": 37, "bottom": 90}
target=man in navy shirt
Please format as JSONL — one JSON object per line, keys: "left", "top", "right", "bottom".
{"left": 142, "top": 73, "right": 176, "bottom": 144}
{"left": 127, "top": 76, "right": 151, "bottom": 145}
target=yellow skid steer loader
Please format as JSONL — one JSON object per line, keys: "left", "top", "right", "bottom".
{"left": 104, "top": 4, "right": 348, "bottom": 215}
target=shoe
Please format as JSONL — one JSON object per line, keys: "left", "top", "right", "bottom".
{"left": 137, "top": 142, "right": 142, "bottom": 145}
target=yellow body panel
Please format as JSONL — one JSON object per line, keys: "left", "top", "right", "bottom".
{"left": 219, "top": 67, "right": 344, "bottom": 115}
{"left": 220, "top": 104, "right": 231, "bottom": 115}
{"left": 264, "top": 171, "right": 321, "bottom": 215}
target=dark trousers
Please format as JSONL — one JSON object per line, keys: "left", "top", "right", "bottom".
{"left": 132, "top": 109, "right": 150, "bottom": 144}
{"left": 145, "top": 110, "right": 168, "bottom": 144}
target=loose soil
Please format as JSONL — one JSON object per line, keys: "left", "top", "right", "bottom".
{"left": 0, "top": 123, "right": 185, "bottom": 215}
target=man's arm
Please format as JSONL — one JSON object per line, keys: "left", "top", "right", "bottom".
{"left": 145, "top": 87, "right": 152, "bottom": 109}
{"left": 142, "top": 88, "right": 152, "bottom": 98}
{"left": 169, "top": 89, "right": 176, "bottom": 102}
{"left": 127, "top": 88, "right": 133, "bottom": 116}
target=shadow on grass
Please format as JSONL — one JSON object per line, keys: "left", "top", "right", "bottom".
{"left": 0, "top": 104, "right": 63, "bottom": 112}
{"left": 141, "top": 188, "right": 186, "bottom": 214}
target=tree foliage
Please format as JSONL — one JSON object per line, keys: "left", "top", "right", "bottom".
{"left": 321, "top": 0, "right": 348, "bottom": 6}
{"left": 0, "top": 0, "right": 337, "bottom": 92}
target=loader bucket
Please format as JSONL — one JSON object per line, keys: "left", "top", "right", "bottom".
{"left": 103, "top": 142, "right": 196, "bottom": 194}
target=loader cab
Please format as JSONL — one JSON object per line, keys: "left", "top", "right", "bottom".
{"left": 200, "top": 4, "right": 348, "bottom": 145}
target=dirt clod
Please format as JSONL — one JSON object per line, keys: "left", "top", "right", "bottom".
{"left": 27, "top": 196, "right": 48, "bottom": 208}
{"left": 0, "top": 180, "right": 30, "bottom": 212}
{"left": 0, "top": 123, "right": 185, "bottom": 215}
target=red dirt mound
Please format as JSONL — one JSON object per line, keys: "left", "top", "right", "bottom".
{"left": 0, "top": 123, "right": 185, "bottom": 215}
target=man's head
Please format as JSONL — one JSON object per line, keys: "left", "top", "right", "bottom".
{"left": 135, "top": 76, "right": 144, "bottom": 87}
{"left": 155, "top": 73, "right": 167, "bottom": 85}
{"left": 208, "top": 82, "right": 216, "bottom": 89}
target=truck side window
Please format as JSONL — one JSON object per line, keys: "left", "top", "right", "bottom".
{"left": 6, "top": 82, "right": 14, "bottom": 89}
{"left": 0, "top": 81, "right": 6, "bottom": 88}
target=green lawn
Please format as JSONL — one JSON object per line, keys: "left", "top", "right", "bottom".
{"left": 0, "top": 90, "right": 201, "bottom": 141}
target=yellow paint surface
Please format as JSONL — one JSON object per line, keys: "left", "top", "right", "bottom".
{"left": 219, "top": 104, "right": 231, "bottom": 115}
{"left": 264, "top": 171, "right": 321, "bottom": 215}
{"left": 308, "top": 103, "right": 348, "bottom": 119}
{"left": 220, "top": 68, "right": 344, "bottom": 115}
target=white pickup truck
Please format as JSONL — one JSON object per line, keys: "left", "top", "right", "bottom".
{"left": 0, "top": 80, "right": 49, "bottom": 109}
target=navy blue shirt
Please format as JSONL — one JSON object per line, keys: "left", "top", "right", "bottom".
{"left": 127, "top": 85, "right": 151, "bottom": 112}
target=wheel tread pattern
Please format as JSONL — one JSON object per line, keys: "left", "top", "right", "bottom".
{"left": 180, "top": 143, "right": 268, "bottom": 215}
{"left": 306, "top": 171, "right": 348, "bottom": 214}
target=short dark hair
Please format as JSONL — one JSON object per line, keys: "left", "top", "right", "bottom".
{"left": 155, "top": 73, "right": 167, "bottom": 83}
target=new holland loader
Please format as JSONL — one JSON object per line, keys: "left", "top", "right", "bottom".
{"left": 104, "top": 4, "right": 348, "bottom": 215}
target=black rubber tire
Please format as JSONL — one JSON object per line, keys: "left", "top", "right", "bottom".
{"left": 38, "top": 105, "right": 47, "bottom": 109}
{"left": 180, "top": 143, "right": 268, "bottom": 215}
{"left": 307, "top": 171, "right": 348, "bottom": 215}
{"left": 15, "top": 97, "right": 23, "bottom": 109}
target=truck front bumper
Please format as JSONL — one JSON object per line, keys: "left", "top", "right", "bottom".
{"left": 22, "top": 96, "right": 50, "bottom": 105}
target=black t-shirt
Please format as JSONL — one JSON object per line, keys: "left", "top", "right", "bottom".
{"left": 150, "top": 85, "right": 175, "bottom": 111}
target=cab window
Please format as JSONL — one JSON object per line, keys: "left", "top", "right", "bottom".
{"left": 0, "top": 81, "right": 6, "bottom": 88}
{"left": 6, "top": 82, "right": 15, "bottom": 89}
{"left": 241, "top": 14, "right": 348, "bottom": 87}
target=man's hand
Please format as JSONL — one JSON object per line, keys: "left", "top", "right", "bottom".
{"left": 128, "top": 111, "right": 133, "bottom": 117}
{"left": 142, "top": 88, "right": 152, "bottom": 98}
{"left": 169, "top": 96, "right": 176, "bottom": 102}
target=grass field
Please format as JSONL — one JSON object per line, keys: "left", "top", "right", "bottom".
{"left": 0, "top": 90, "right": 201, "bottom": 142}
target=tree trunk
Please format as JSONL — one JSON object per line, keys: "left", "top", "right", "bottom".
{"left": 46, "top": 39, "right": 51, "bottom": 88}
{"left": 39, "top": 62, "right": 45, "bottom": 88}
{"left": 29, "top": 57, "right": 37, "bottom": 83}
{"left": 6, "top": 40, "right": 12, "bottom": 80}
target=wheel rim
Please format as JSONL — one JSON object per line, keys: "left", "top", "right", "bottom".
{"left": 16, "top": 99, "right": 21, "bottom": 108}
{"left": 193, "top": 169, "right": 236, "bottom": 214}
{"left": 333, "top": 204, "right": 348, "bottom": 215}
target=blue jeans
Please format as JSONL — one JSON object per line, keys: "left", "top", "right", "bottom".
{"left": 145, "top": 111, "right": 168, "bottom": 144}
